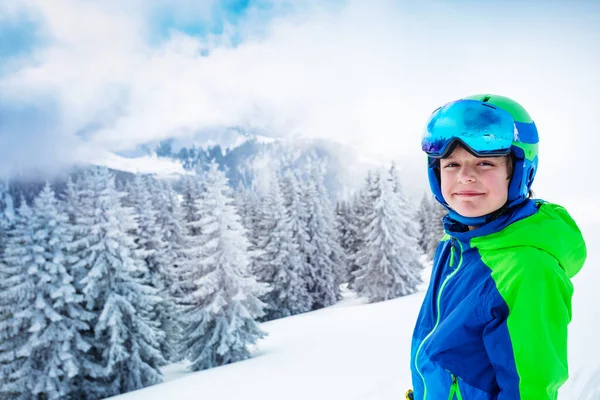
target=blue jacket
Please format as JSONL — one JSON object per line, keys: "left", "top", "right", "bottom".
{"left": 410, "top": 200, "right": 586, "bottom": 399}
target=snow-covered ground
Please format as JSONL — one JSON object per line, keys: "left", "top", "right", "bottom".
{"left": 112, "top": 225, "right": 599, "bottom": 400}
{"left": 561, "top": 222, "right": 600, "bottom": 400}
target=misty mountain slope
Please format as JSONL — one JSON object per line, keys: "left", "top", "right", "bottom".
{"left": 104, "top": 133, "right": 381, "bottom": 201}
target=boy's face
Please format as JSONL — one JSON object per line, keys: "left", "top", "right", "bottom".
{"left": 440, "top": 145, "right": 510, "bottom": 218}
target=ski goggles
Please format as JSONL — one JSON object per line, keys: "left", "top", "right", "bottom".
{"left": 421, "top": 99, "right": 516, "bottom": 158}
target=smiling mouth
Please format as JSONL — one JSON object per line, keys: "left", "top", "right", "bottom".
{"left": 454, "top": 192, "right": 484, "bottom": 197}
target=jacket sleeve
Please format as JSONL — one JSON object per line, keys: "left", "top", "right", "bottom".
{"left": 483, "top": 248, "right": 573, "bottom": 400}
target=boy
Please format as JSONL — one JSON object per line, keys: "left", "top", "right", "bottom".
{"left": 408, "top": 95, "right": 587, "bottom": 400}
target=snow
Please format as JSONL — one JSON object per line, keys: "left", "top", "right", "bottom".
{"left": 90, "top": 151, "right": 189, "bottom": 177}
{"left": 112, "top": 287, "right": 422, "bottom": 400}
{"left": 104, "top": 224, "right": 599, "bottom": 400}
{"left": 83, "top": 134, "right": 279, "bottom": 178}
{"left": 255, "top": 135, "right": 277, "bottom": 145}
{"left": 202, "top": 133, "right": 277, "bottom": 153}
{"left": 560, "top": 222, "right": 600, "bottom": 400}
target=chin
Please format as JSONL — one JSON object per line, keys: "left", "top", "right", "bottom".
{"left": 457, "top": 210, "right": 487, "bottom": 218}
{"left": 451, "top": 205, "right": 491, "bottom": 218}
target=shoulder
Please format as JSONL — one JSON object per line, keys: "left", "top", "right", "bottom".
{"left": 484, "top": 245, "right": 563, "bottom": 278}
{"left": 486, "top": 247, "right": 573, "bottom": 300}
{"left": 498, "top": 247, "right": 565, "bottom": 280}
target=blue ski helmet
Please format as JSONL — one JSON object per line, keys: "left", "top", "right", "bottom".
{"left": 421, "top": 94, "right": 539, "bottom": 225}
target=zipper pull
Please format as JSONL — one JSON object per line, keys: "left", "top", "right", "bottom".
{"left": 449, "top": 239, "right": 455, "bottom": 268}
{"left": 447, "top": 375, "right": 457, "bottom": 400}
{"left": 448, "top": 374, "right": 463, "bottom": 400}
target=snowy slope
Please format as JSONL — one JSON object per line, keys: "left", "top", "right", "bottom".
{"left": 561, "top": 222, "right": 600, "bottom": 400}
{"left": 111, "top": 288, "right": 421, "bottom": 400}
{"left": 110, "top": 227, "right": 599, "bottom": 400}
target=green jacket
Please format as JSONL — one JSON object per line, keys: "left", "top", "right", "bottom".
{"left": 411, "top": 200, "right": 587, "bottom": 399}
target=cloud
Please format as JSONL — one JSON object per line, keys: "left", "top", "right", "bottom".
{"left": 1, "top": 0, "right": 599, "bottom": 207}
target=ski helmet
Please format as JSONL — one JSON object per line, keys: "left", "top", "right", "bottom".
{"left": 421, "top": 94, "right": 539, "bottom": 225}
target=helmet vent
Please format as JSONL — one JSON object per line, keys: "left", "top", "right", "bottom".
{"left": 481, "top": 103, "right": 496, "bottom": 109}
{"left": 482, "top": 95, "right": 492, "bottom": 102}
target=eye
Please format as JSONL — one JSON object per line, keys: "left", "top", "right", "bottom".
{"left": 478, "top": 161, "right": 494, "bottom": 167}
{"left": 442, "top": 162, "right": 459, "bottom": 168}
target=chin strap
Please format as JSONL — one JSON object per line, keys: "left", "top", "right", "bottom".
{"left": 447, "top": 198, "right": 526, "bottom": 228}
{"left": 447, "top": 209, "right": 489, "bottom": 227}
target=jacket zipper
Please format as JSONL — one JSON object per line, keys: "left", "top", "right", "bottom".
{"left": 414, "top": 238, "right": 463, "bottom": 400}
{"left": 448, "top": 374, "right": 464, "bottom": 400}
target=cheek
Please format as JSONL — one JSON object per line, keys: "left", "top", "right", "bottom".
{"left": 486, "top": 175, "right": 510, "bottom": 196}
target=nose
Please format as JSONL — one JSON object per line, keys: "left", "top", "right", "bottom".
{"left": 457, "top": 165, "right": 476, "bottom": 183}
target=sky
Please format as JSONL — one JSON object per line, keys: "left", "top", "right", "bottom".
{"left": 1, "top": 0, "right": 600, "bottom": 218}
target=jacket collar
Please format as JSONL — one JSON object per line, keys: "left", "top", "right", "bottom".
{"left": 443, "top": 199, "right": 540, "bottom": 243}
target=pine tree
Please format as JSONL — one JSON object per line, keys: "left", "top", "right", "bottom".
{"left": 147, "top": 178, "right": 189, "bottom": 363}
{"left": 334, "top": 201, "right": 348, "bottom": 255}
{"left": 0, "top": 181, "right": 14, "bottom": 223}
{"left": 125, "top": 174, "right": 175, "bottom": 366}
{"left": 71, "top": 167, "right": 165, "bottom": 398}
{"left": 181, "top": 161, "right": 268, "bottom": 372}
{"left": 417, "top": 193, "right": 434, "bottom": 256}
{"left": 348, "top": 173, "right": 375, "bottom": 289}
{"left": 389, "top": 162, "right": 422, "bottom": 251}
{"left": 302, "top": 159, "right": 346, "bottom": 309}
{"left": 234, "top": 183, "right": 262, "bottom": 277}
{"left": 352, "top": 169, "right": 423, "bottom": 303}
{"left": 181, "top": 175, "right": 203, "bottom": 236}
{"left": 0, "top": 200, "right": 35, "bottom": 399}
{"left": 280, "top": 169, "right": 314, "bottom": 309}
{"left": 334, "top": 201, "right": 355, "bottom": 285}
{"left": 126, "top": 175, "right": 168, "bottom": 283}
{"left": 4, "top": 184, "right": 94, "bottom": 399}
{"left": 254, "top": 175, "right": 311, "bottom": 321}
{"left": 0, "top": 193, "right": 10, "bottom": 390}
{"left": 428, "top": 200, "right": 447, "bottom": 259}
{"left": 234, "top": 184, "right": 253, "bottom": 234}
{"left": 314, "top": 163, "right": 348, "bottom": 292}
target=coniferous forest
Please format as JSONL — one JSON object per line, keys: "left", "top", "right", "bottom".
{"left": 0, "top": 158, "right": 444, "bottom": 400}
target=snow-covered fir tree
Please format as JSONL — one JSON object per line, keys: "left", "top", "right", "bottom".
{"left": 302, "top": 158, "right": 346, "bottom": 309}
{"left": 234, "top": 183, "right": 263, "bottom": 278}
{"left": 417, "top": 193, "right": 435, "bottom": 256}
{"left": 416, "top": 193, "right": 447, "bottom": 260}
{"left": 125, "top": 174, "right": 176, "bottom": 365}
{"left": 313, "top": 163, "right": 348, "bottom": 291}
{"left": 0, "top": 200, "right": 35, "bottom": 399}
{"left": 126, "top": 175, "right": 168, "bottom": 285}
{"left": 347, "top": 173, "right": 376, "bottom": 289}
{"left": 181, "top": 161, "right": 268, "bottom": 372}
{"left": 334, "top": 200, "right": 357, "bottom": 285}
{"left": 234, "top": 183, "right": 256, "bottom": 235}
{"left": 334, "top": 201, "right": 349, "bottom": 253}
{"left": 2, "top": 184, "right": 94, "bottom": 399}
{"left": 254, "top": 174, "right": 312, "bottom": 321}
{"left": 0, "top": 180, "right": 12, "bottom": 260}
{"left": 280, "top": 169, "right": 314, "bottom": 309}
{"left": 0, "top": 181, "right": 14, "bottom": 223}
{"left": 427, "top": 199, "right": 447, "bottom": 259}
{"left": 352, "top": 168, "right": 423, "bottom": 303}
{"left": 0, "top": 189, "right": 10, "bottom": 387}
{"left": 147, "top": 178, "right": 190, "bottom": 363}
{"left": 69, "top": 167, "right": 165, "bottom": 398}
{"left": 181, "top": 174, "right": 203, "bottom": 236}
{"left": 388, "top": 162, "right": 424, "bottom": 258}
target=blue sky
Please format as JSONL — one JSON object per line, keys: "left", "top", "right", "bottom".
{"left": 1, "top": 0, "right": 258, "bottom": 61}
{"left": 1, "top": 0, "right": 599, "bottom": 217}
